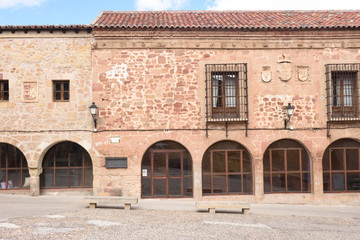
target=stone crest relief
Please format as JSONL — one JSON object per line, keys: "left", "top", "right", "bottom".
{"left": 297, "top": 66, "right": 310, "bottom": 82}
{"left": 277, "top": 54, "right": 292, "bottom": 81}
{"left": 22, "top": 82, "right": 38, "bottom": 102}
{"left": 261, "top": 66, "right": 272, "bottom": 82}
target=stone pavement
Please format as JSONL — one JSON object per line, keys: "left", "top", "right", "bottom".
{"left": 1, "top": 194, "right": 360, "bottom": 239}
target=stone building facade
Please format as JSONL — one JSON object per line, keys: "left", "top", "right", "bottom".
{"left": 1, "top": 11, "right": 360, "bottom": 205}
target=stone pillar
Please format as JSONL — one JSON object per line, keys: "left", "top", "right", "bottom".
{"left": 193, "top": 160, "right": 202, "bottom": 200}
{"left": 29, "top": 168, "right": 42, "bottom": 196}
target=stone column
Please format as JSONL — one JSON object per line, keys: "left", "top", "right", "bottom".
{"left": 29, "top": 168, "right": 42, "bottom": 196}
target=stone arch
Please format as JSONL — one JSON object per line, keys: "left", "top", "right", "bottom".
{"left": 40, "top": 140, "right": 93, "bottom": 189}
{"left": 322, "top": 138, "right": 360, "bottom": 193}
{"left": 201, "top": 140, "right": 254, "bottom": 195}
{"left": 263, "top": 138, "right": 312, "bottom": 193}
{"left": 141, "top": 140, "right": 193, "bottom": 198}
{"left": 0, "top": 141, "right": 30, "bottom": 190}
{"left": 0, "top": 136, "right": 31, "bottom": 166}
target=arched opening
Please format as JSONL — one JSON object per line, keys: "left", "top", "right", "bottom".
{"left": 263, "top": 139, "right": 311, "bottom": 193}
{"left": 40, "top": 141, "right": 93, "bottom": 189}
{"left": 202, "top": 140, "right": 253, "bottom": 195}
{"left": 0, "top": 143, "right": 29, "bottom": 190}
{"left": 141, "top": 141, "right": 193, "bottom": 198}
{"left": 323, "top": 138, "right": 360, "bottom": 193}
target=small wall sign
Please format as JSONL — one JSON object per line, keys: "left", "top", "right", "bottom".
{"left": 105, "top": 157, "right": 127, "bottom": 168}
{"left": 142, "top": 169, "right": 147, "bottom": 177}
{"left": 110, "top": 137, "right": 121, "bottom": 144}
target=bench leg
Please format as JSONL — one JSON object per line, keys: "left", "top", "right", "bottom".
{"left": 124, "top": 203, "right": 131, "bottom": 210}
{"left": 208, "top": 208, "right": 215, "bottom": 214}
{"left": 89, "top": 203, "right": 97, "bottom": 209}
{"left": 242, "top": 209, "right": 250, "bottom": 214}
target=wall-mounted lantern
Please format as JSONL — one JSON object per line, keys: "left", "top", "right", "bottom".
{"left": 284, "top": 103, "right": 295, "bottom": 129}
{"left": 89, "top": 102, "right": 98, "bottom": 132}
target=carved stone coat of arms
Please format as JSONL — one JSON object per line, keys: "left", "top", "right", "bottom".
{"left": 277, "top": 54, "right": 292, "bottom": 81}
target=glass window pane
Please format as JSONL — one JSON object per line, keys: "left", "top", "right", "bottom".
{"left": 202, "top": 152, "right": 211, "bottom": 174}
{"left": 142, "top": 177, "right": 152, "bottom": 197}
{"left": 84, "top": 168, "right": 93, "bottom": 187}
{"left": 83, "top": 153, "right": 92, "bottom": 167}
{"left": 7, "top": 146, "right": 20, "bottom": 168}
{"left": 183, "top": 152, "right": 192, "bottom": 176}
{"left": 69, "top": 168, "right": 82, "bottom": 187}
{"left": 64, "top": 82, "right": 69, "bottom": 91}
{"left": 272, "top": 150, "right": 285, "bottom": 171}
{"left": 332, "top": 173, "right": 345, "bottom": 191}
{"left": 213, "top": 151, "right": 226, "bottom": 173}
{"left": 287, "top": 173, "right": 301, "bottom": 192}
{"left": 264, "top": 174, "right": 271, "bottom": 193}
{"left": 55, "top": 169, "right": 68, "bottom": 188}
{"left": 41, "top": 169, "right": 54, "bottom": 188}
{"left": 153, "top": 179, "right": 166, "bottom": 196}
{"left": 168, "top": 152, "right": 181, "bottom": 176}
{"left": 243, "top": 174, "right": 253, "bottom": 193}
{"left": 323, "top": 173, "right": 330, "bottom": 192}
{"left": 4, "top": 82, "right": 9, "bottom": 91}
{"left": 228, "top": 175, "right": 242, "bottom": 193}
{"left": 55, "top": 92, "right": 61, "bottom": 100}
{"left": 302, "top": 173, "right": 310, "bottom": 192}
{"left": 0, "top": 145, "right": 6, "bottom": 168}
{"left": 7, "top": 170, "right": 21, "bottom": 189}
{"left": 153, "top": 152, "right": 166, "bottom": 176}
{"left": 331, "top": 149, "right": 344, "bottom": 170}
{"left": 212, "top": 175, "right": 226, "bottom": 193}
{"left": 272, "top": 173, "right": 286, "bottom": 192}
{"left": 4, "top": 92, "right": 9, "bottom": 100}
{"left": 346, "top": 149, "right": 359, "bottom": 170}
{"left": 63, "top": 92, "right": 69, "bottom": 100}
{"left": 168, "top": 178, "right": 181, "bottom": 196}
{"left": 243, "top": 151, "right": 251, "bottom": 173}
{"left": 302, "top": 150, "right": 310, "bottom": 171}
{"left": 228, "top": 151, "right": 240, "bottom": 172}
{"left": 347, "top": 173, "right": 360, "bottom": 191}
{"left": 183, "top": 176, "right": 193, "bottom": 196}
{"left": 202, "top": 174, "right": 211, "bottom": 194}
{"left": 70, "top": 144, "right": 82, "bottom": 167}
{"left": 55, "top": 83, "right": 61, "bottom": 91}
{"left": 287, "top": 150, "right": 300, "bottom": 171}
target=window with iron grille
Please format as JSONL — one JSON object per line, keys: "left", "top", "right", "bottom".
{"left": 326, "top": 64, "right": 360, "bottom": 121}
{"left": 53, "top": 80, "right": 70, "bottom": 102}
{"left": 0, "top": 80, "right": 9, "bottom": 101}
{"left": 205, "top": 64, "right": 248, "bottom": 122}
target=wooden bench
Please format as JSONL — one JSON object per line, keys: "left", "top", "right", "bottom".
{"left": 84, "top": 196, "right": 138, "bottom": 210}
{"left": 196, "top": 201, "right": 250, "bottom": 214}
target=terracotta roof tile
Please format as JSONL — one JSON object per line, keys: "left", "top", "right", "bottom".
{"left": 92, "top": 10, "right": 360, "bottom": 30}
{"left": 0, "top": 25, "right": 91, "bottom": 31}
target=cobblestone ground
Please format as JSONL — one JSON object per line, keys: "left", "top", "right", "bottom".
{"left": 1, "top": 208, "right": 360, "bottom": 240}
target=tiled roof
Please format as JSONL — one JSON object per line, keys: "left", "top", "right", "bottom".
{"left": 0, "top": 25, "right": 91, "bottom": 31}
{"left": 93, "top": 10, "right": 360, "bottom": 30}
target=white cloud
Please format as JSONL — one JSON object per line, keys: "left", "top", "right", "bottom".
{"left": 0, "top": 0, "right": 47, "bottom": 9}
{"left": 135, "top": 0, "right": 187, "bottom": 10}
{"left": 206, "top": 0, "right": 360, "bottom": 10}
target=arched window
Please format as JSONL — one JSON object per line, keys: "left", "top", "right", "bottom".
{"left": 41, "top": 141, "right": 93, "bottom": 188}
{"left": 263, "top": 139, "right": 311, "bottom": 193}
{"left": 141, "top": 141, "right": 193, "bottom": 198}
{"left": 323, "top": 139, "right": 360, "bottom": 192}
{"left": 0, "top": 143, "right": 29, "bottom": 190}
{"left": 202, "top": 141, "right": 252, "bottom": 195}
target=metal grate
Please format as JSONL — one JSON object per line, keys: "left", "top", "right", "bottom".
{"left": 326, "top": 64, "right": 360, "bottom": 121}
{"left": 205, "top": 63, "right": 248, "bottom": 122}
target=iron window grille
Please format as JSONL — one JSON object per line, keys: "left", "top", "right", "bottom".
{"left": 0, "top": 80, "right": 9, "bottom": 101}
{"left": 205, "top": 64, "right": 248, "bottom": 122}
{"left": 53, "top": 80, "right": 70, "bottom": 102}
{"left": 326, "top": 64, "right": 360, "bottom": 121}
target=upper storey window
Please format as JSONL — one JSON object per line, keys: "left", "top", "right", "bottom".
{"left": 0, "top": 80, "right": 9, "bottom": 101}
{"left": 205, "top": 64, "right": 248, "bottom": 122}
{"left": 53, "top": 80, "right": 70, "bottom": 102}
{"left": 326, "top": 64, "right": 360, "bottom": 121}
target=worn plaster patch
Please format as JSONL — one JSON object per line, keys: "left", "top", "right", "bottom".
{"left": 0, "top": 223, "right": 20, "bottom": 229}
{"left": 86, "top": 220, "right": 123, "bottom": 227}
{"left": 105, "top": 63, "right": 128, "bottom": 85}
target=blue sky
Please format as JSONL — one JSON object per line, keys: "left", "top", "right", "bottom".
{"left": 0, "top": 0, "right": 359, "bottom": 25}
